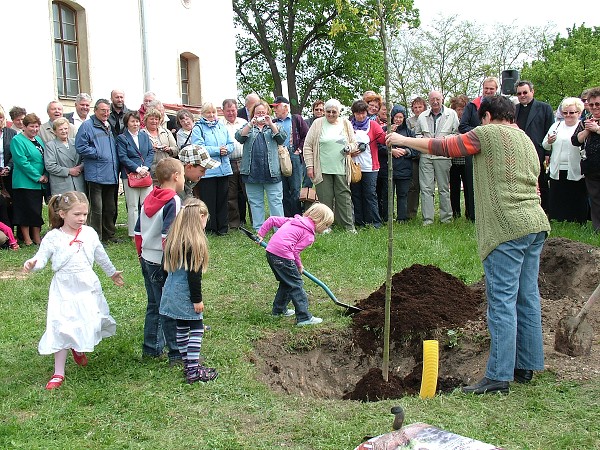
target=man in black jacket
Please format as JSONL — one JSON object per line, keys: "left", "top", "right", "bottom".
{"left": 514, "top": 80, "right": 555, "bottom": 212}
{"left": 108, "top": 89, "right": 130, "bottom": 137}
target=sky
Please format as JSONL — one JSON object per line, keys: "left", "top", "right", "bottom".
{"left": 413, "top": 0, "right": 595, "bottom": 34}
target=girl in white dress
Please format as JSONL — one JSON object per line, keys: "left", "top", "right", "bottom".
{"left": 23, "top": 191, "right": 124, "bottom": 390}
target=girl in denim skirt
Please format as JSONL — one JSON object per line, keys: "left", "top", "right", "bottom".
{"left": 257, "top": 203, "right": 334, "bottom": 326}
{"left": 159, "top": 198, "right": 217, "bottom": 383}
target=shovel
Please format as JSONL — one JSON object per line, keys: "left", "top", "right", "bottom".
{"left": 239, "top": 227, "right": 362, "bottom": 315}
{"left": 554, "top": 282, "right": 600, "bottom": 356}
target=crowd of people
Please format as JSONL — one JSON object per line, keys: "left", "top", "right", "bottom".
{"left": 4, "top": 80, "right": 600, "bottom": 393}
{"left": 2, "top": 82, "right": 599, "bottom": 249}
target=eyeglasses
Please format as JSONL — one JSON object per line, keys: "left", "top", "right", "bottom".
{"left": 589, "top": 102, "right": 600, "bottom": 108}
{"left": 325, "top": 110, "right": 338, "bottom": 114}
{"left": 516, "top": 91, "right": 530, "bottom": 96}
{"left": 581, "top": 98, "right": 588, "bottom": 103}
{"left": 314, "top": 108, "right": 324, "bottom": 111}
{"left": 562, "top": 111, "right": 579, "bottom": 115}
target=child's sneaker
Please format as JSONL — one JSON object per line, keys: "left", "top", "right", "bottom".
{"left": 186, "top": 366, "right": 218, "bottom": 383}
{"left": 297, "top": 316, "right": 323, "bottom": 326}
{"left": 273, "top": 309, "right": 295, "bottom": 317}
{"left": 45, "top": 374, "right": 65, "bottom": 390}
{"left": 71, "top": 349, "right": 88, "bottom": 366}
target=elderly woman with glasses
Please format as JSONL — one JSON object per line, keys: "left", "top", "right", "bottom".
{"left": 542, "top": 97, "right": 587, "bottom": 223}
{"left": 303, "top": 99, "right": 357, "bottom": 232}
{"left": 572, "top": 86, "right": 600, "bottom": 230}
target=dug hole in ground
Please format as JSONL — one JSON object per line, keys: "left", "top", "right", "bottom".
{"left": 251, "top": 237, "right": 600, "bottom": 401}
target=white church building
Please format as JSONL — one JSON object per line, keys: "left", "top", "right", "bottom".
{"left": 0, "top": 0, "right": 238, "bottom": 117}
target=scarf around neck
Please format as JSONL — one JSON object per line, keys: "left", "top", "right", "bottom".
{"left": 201, "top": 117, "right": 218, "bottom": 127}
{"left": 351, "top": 116, "right": 370, "bottom": 131}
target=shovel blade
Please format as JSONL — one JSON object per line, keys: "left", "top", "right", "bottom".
{"left": 554, "top": 315, "right": 594, "bottom": 356}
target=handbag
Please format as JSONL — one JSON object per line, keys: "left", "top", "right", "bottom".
{"left": 127, "top": 172, "right": 153, "bottom": 188}
{"left": 348, "top": 156, "right": 362, "bottom": 183}
{"left": 299, "top": 186, "right": 318, "bottom": 203}
{"left": 278, "top": 145, "right": 293, "bottom": 177}
{"left": 126, "top": 147, "right": 153, "bottom": 188}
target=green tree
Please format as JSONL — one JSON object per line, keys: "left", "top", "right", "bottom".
{"left": 521, "top": 25, "right": 600, "bottom": 109}
{"left": 388, "top": 15, "right": 552, "bottom": 103}
{"left": 233, "top": 0, "right": 417, "bottom": 113}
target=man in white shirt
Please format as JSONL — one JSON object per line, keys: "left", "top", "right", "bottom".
{"left": 38, "top": 100, "right": 75, "bottom": 144}
{"left": 65, "top": 93, "right": 92, "bottom": 133}
{"left": 221, "top": 98, "right": 248, "bottom": 228}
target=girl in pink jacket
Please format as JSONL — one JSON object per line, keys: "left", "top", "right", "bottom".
{"left": 257, "top": 203, "right": 333, "bottom": 326}
{"left": 0, "top": 221, "right": 19, "bottom": 250}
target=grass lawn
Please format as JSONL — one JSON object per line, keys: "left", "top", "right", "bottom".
{"left": 1, "top": 199, "right": 599, "bottom": 449}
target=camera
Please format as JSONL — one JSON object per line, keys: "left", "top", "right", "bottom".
{"left": 357, "top": 142, "right": 368, "bottom": 152}
{"left": 256, "top": 117, "right": 265, "bottom": 123}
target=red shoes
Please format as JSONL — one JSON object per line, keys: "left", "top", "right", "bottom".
{"left": 45, "top": 374, "right": 65, "bottom": 390}
{"left": 71, "top": 349, "right": 88, "bottom": 366}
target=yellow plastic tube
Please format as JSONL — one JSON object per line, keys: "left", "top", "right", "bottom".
{"left": 419, "top": 339, "right": 439, "bottom": 399}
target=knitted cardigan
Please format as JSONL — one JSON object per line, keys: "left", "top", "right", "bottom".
{"left": 472, "top": 125, "right": 550, "bottom": 260}
{"left": 302, "top": 117, "right": 357, "bottom": 185}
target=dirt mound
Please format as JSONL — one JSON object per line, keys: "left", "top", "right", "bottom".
{"left": 352, "top": 264, "right": 484, "bottom": 354}
{"left": 252, "top": 237, "right": 600, "bottom": 401}
{"left": 539, "top": 237, "right": 600, "bottom": 301}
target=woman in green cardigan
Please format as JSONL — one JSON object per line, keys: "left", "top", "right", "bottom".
{"left": 10, "top": 113, "right": 48, "bottom": 245}
{"left": 387, "top": 95, "right": 550, "bottom": 395}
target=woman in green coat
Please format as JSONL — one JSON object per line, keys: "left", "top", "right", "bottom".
{"left": 10, "top": 113, "right": 48, "bottom": 245}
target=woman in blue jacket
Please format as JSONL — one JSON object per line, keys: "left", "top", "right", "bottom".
{"left": 191, "top": 103, "right": 233, "bottom": 235}
{"left": 117, "top": 111, "right": 154, "bottom": 238}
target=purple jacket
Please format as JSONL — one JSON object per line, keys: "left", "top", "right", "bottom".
{"left": 258, "top": 215, "right": 316, "bottom": 269}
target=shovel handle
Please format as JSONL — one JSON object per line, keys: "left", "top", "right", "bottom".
{"left": 576, "top": 282, "right": 600, "bottom": 322}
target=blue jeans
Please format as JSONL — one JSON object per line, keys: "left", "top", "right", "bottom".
{"left": 140, "top": 258, "right": 181, "bottom": 361}
{"left": 266, "top": 251, "right": 311, "bottom": 323}
{"left": 482, "top": 232, "right": 546, "bottom": 381}
{"left": 350, "top": 171, "right": 381, "bottom": 227}
{"left": 246, "top": 182, "right": 284, "bottom": 230}
{"left": 282, "top": 152, "right": 303, "bottom": 217}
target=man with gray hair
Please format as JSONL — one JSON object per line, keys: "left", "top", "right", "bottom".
{"left": 76, "top": 99, "right": 120, "bottom": 242}
{"left": 65, "top": 93, "right": 92, "bottom": 133}
{"left": 238, "top": 93, "right": 260, "bottom": 121}
{"left": 414, "top": 90, "right": 459, "bottom": 225}
{"left": 139, "top": 91, "right": 157, "bottom": 126}
{"left": 272, "top": 96, "right": 309, "bottom": 217}
{"left": 38, "top": 100, "right": 75, "bottom": 144}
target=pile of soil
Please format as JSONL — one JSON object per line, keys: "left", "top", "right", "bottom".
{"left": 351, "top": 264, "right": 484, "bottom": 355}
{"left": 252, "top": 237, "right": 600, "bottom": 401}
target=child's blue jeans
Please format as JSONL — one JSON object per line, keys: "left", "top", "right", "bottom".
{"left": 140, "top": 258, "right": 181, "bottom": 362}
{"left": 266, "top": 251, "right": 312, "bottom": 323}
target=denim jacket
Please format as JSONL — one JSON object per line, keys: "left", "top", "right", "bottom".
{"left": 235, "top": 125, "right": 287, "bottom": 178}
